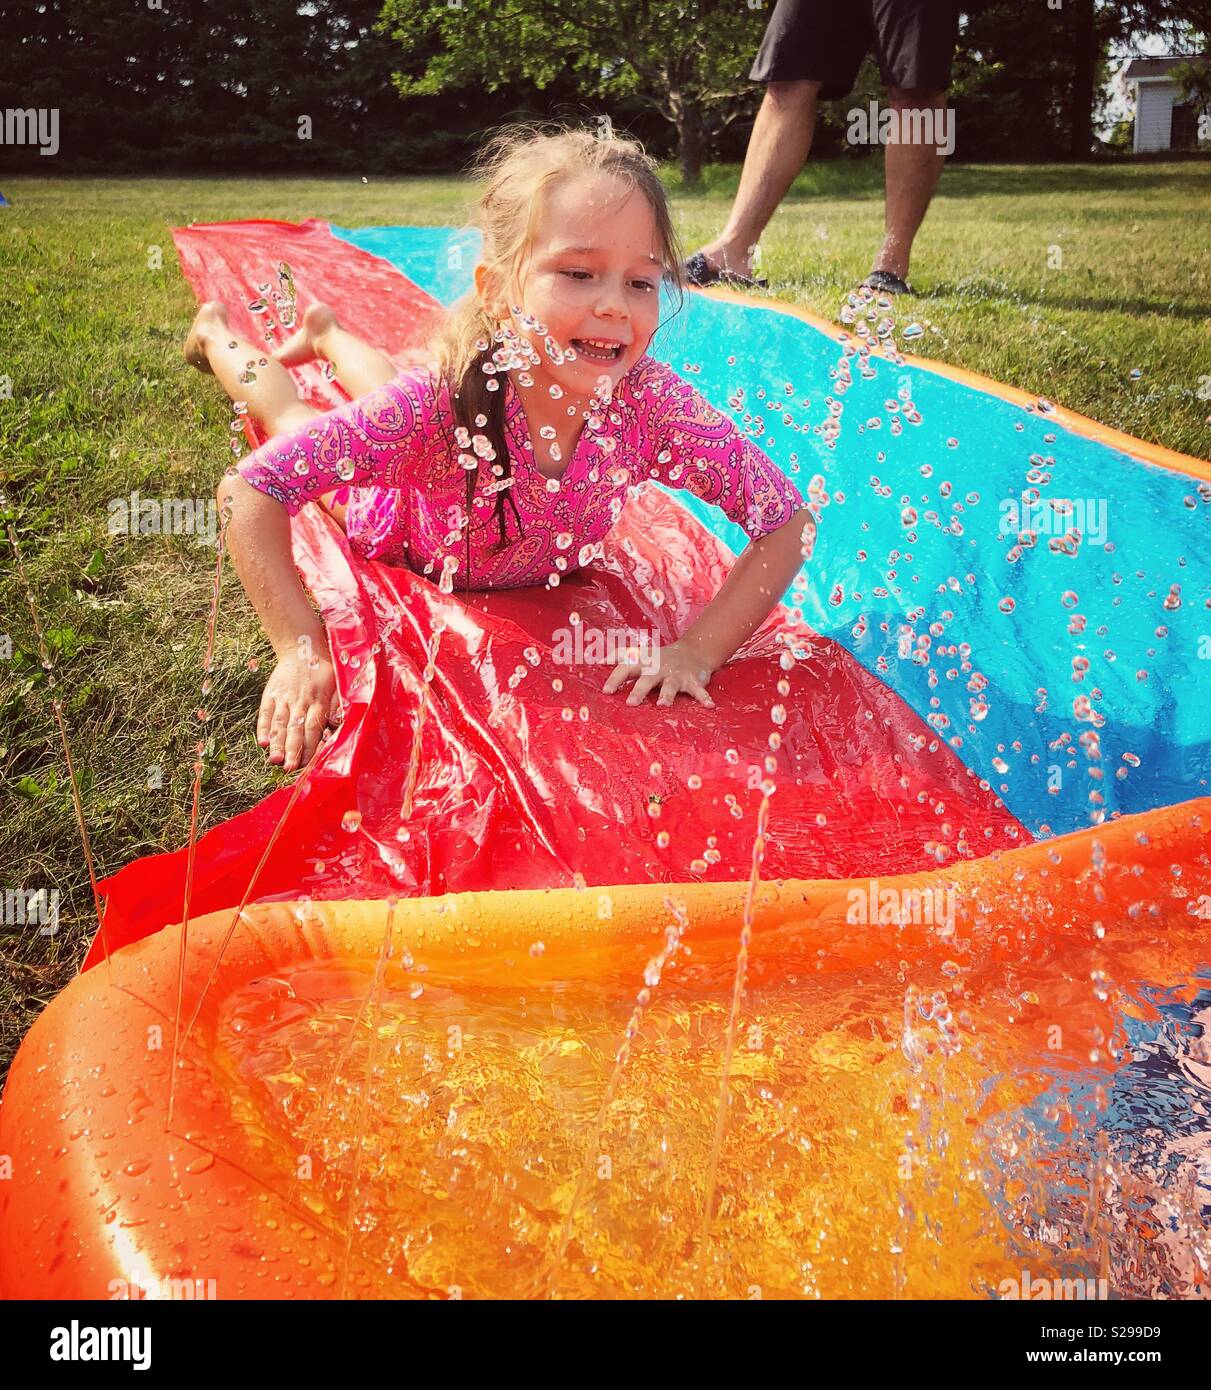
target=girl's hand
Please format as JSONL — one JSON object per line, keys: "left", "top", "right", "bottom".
{"left": 256, "top": 653, "right": 342, "bottom": 771}
{"left": 602, "top": 638, "right": 718, "bottom": 709}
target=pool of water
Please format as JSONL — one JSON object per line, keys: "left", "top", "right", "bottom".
{"left": 209, "top": 901, "right": 1211, "bottom": 1299}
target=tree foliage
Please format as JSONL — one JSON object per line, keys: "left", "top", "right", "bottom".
{"left": 379, "top": 0, "right": 769, "bottom": 182}
{"left": 0, "top": 0, "right": 1207, "bottom": 173}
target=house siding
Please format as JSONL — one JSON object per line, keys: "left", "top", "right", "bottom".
{"left": 1135, "top": 82, "right": 1175, "bottom": 152}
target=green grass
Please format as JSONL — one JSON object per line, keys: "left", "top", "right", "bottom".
{"left": 1, "top": 161, "right": 1209, "bottom": 1078}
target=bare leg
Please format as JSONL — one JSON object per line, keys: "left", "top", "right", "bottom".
{"left": 184, "top": 302, "right": 316, "bottom": 436}
{"left": 274, "top": 303, "right": 398, "bottom": 397}
{"left": 692, "top": 80, "right": 821, "bottom": 278}
{"left": 184, "top": 302, "right": 355, "bottom": 524}
{"left": 870, "top": 87, "right": 948, "bottom": 283}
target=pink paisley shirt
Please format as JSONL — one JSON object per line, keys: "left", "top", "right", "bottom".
{"left": 238, "top": 354, "right": 805, "bottom": 590}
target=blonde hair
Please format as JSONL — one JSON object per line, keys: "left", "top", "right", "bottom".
{"left": 429, "top": 123, "right": 685, "bottom": 585}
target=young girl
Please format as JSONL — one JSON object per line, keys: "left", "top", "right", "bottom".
{"left": 193, "top": 126, "right": 815, "bottom": 771}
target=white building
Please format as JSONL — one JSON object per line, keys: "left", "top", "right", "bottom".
{"left": 1124, "top": 56, "right": 1208, "bottom": 153}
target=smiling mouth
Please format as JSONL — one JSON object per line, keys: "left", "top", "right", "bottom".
{"left": 571, "top": 338, "right": 625, "bottom": 362}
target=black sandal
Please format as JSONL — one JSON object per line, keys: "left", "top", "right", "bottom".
{"left": 684, "top": 250, "right": 769, "bottom": 290}
{"left": 862, "top": 269, "right": 915, "bottom": 296}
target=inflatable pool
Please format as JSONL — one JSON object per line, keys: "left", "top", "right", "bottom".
{"left": 0, "top": 219, "right": 1208, "bottom": 1299}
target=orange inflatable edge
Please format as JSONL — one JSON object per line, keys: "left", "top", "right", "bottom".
{"left": 0, "top": 795, "right": 1207, "bottom": 1300}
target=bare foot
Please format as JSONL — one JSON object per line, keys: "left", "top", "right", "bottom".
{"left": 183, "top": 301, "right": 231, "bottom": 374}
{"left": 273, "top": 302, "right": 339, "bottom": 368}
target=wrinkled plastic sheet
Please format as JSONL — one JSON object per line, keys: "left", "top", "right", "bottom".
{"left": 88, "top": 220, "right": 1026, "bottom": 967}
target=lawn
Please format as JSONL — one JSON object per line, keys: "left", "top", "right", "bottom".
{"left": 1, "top": 159, "right": 1209, "bottom": 1078}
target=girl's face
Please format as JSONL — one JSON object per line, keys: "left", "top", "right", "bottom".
{"left": 490, "top": 173, "right": 667, "bottom": 405}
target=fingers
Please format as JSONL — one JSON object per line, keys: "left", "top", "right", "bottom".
{"left": 625, "top": 670, "right": 661, "bottom": 706}
{"left": 256, "top": 688, "right": 276, "bottom": 748}
{"left": 603, "top": 661, "right": 641, "bottom": 696}
{"left": 283, "top": 710, "right": 308, "bottom": 771}
{"left": 302, "top": 704, "right": 329, "bottom": 768}
{"left": 268, "top": 704, "right": 290, "bottom": 765}
{"left": 687, "top": 677, "right": 716, "bottom": 709}
{"left": 616, "top": 670, "right": 716, "bottom": 708}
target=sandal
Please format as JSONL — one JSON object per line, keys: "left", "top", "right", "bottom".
{"left": 862, "top": 269, "right": 915, "bottom": 296}
{"left": 684, "top": 251, "right": 769, "bottom": 290}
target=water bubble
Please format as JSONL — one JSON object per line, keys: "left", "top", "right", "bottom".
{"left": 341, "top": 810, "right": 362, "bottom": 832}
{"left": 998, "top": 597, "right": 1016, "bottom": 614}
{"left": 902, "top": 323, "right": 924, "bottom": 341}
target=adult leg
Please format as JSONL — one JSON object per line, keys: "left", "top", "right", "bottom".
{"left": 693, "top": 79, "right": 821, "bottom": 280}
{"left": 870, "top": 86, "right": 947, "bottom": 283}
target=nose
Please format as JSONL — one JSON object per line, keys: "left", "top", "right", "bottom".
{"left": 594, "top": 274, "right": 629, "bottom": 321}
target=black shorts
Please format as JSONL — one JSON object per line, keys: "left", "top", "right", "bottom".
{"left": 750, "top": 0, "right": 961, "bottom": 100}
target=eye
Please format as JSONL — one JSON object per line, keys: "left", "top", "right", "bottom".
{"left": 561, "top": 269, "right": 592, "bottom": 281}
{"left": 631, "top": 279, "right": 656, "bottom": 292}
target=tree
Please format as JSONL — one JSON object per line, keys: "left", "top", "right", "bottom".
{"left": 377, "top": 0, "right": 769, "bottom": 183}
{"left": 0, "top": 0, "right": 492, "bottom": 172}
{"left": 952, "top": 1, "right": 1146, "bottom": 158}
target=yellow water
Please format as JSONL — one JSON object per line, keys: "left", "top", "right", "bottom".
{"left": 209, "top": 925, "right": 1211, "bottom": 1300}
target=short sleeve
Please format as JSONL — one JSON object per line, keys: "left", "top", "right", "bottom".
{"left": 236, "top": 369, "right": 433, "bottom": 516}
{"left": 635, "top": 360, "right": 806, "bottom": 540}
